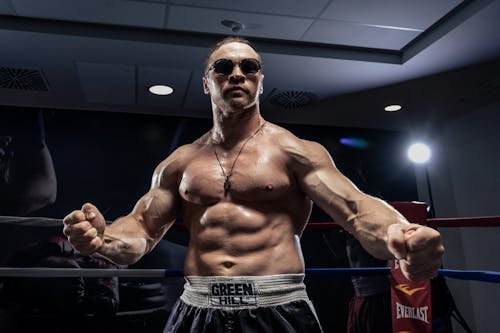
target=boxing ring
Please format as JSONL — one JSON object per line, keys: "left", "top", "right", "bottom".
{"left": 0, "top": 201, "right": 499, "bottom": 332}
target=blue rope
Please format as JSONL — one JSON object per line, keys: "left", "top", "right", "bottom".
{"left": 438, "top": 269, "right": 500, "bottom": 283}
{"left": 164, "top": 267, "right": 500, "bottom": 283}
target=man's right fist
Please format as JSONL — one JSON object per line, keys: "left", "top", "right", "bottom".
{"left": 63, "top": 203, "right": 106, "bottom": 255}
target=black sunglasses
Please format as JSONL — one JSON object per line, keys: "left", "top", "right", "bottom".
{"left": 207, "top": 58, "right": 262, "bottom": 76}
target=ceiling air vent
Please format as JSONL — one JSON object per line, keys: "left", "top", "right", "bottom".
{"left": 0, "top": 67, "right": 49, "bottom": 91}
{"left": 269, "top": 90, "right": 317, "bottom": 109}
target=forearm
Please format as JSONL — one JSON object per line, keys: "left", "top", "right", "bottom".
{"left": 97, "top": 215, "right": 151, "bottom": 265}
{"left": 341, "top": 196, "right": 409, "bottom": 260}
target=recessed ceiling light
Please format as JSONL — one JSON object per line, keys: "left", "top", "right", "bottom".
{"left": 149, "top": 85, "right": 173, "bottom": 96}
{"left": 384, "top": 104, "right": 402, "bottom": 112}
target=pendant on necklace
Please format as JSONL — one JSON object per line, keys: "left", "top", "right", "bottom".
{"left": 224, "top": 176, "right": 231, "bottom": 195}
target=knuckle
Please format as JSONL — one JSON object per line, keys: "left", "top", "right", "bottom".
{"left": 80, "top": 221, "right": 91, "bottom": 230}
{"left": 62, "top": 225, "right": 71, "bottom": 236}
{"left": 84, "top": 228, "right": 98, "bottom": 239}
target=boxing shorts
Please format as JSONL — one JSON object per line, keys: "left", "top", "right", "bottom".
{"left": 163, "top": 274, "right": 323, "bottom": 333}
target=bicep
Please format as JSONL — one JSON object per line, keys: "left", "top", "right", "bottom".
{"left": 294, "top": 142, "right": 367, "bottom": 227}
{"left": 130, "top": 161, "right": 181, "bottom": 247}
{"left": 133, "top": 187, "right": 179, "bottom": 228}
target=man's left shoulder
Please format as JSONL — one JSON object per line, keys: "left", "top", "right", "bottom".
{"left": 264, "top": 122, "right": 303, "bottom": 146}
{"left": 263, "top": 123, "right": 324, "bottom": 161}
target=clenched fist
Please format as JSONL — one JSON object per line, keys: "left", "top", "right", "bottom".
{"left": 387, "top": 223, "right": 444, "bottom": 281}
{"left": 63, "top": 203, "right": 106, "bottom": 255}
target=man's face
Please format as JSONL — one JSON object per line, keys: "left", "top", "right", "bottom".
{"left": 203, "top": 42, "right": 264, "bottom": 113}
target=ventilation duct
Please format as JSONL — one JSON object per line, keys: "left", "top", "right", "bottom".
{"left": 269, "top": 90, "right": 317, "bottom": 109}
{"left": 0, "top": 67, "right": 49, "bottom": 91}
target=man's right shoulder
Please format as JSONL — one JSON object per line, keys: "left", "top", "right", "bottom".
{"left": 165, "top": 142, "right": 202, "bottom": 164}
{"left": 153, "top": 142, "right": 204, "bottom": 185}
{"left": 163, "top": 137, "right": 209, "bottom": 167}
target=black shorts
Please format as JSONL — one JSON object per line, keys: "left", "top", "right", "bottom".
{"left": 164, "top": 298, "right": 323, "bottom": 333}
{"left": 163, "top": 274, "right": 323, "bottom": 333}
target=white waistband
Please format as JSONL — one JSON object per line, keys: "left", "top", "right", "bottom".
{"left": 180, "top": 274, "right": 309, "bottom": 310}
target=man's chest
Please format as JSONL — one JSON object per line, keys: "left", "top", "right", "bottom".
{"left": 179, "top": 148, "right": 292, "bottom": 204}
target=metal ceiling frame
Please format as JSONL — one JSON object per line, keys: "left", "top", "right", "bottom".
{"left": 0, "top": 0, "right": 495, "bottom": 66}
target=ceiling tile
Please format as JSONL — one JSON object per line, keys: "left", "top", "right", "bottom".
{"left": 168, "top": 0, "right": 329, "bottom": 18}
{"left": 302, "top": 19, "right": 420, "bottom": 50}
{"left": 167, "top": 5, "right": 314, "bottom": 40}
{"left": 320, "top": 0, "right": 462, "bottom": 30}
{"left": 138, "top": 66, "right": 191, "bottom": 109}
{"left": 12, "top": 0, "right": 166, "bottom": 28}
{"left": 182, "top": 69, "right": 210, "bottom": 111}
{"left": 76, "top": 62, "right": 135, "bottom": 105}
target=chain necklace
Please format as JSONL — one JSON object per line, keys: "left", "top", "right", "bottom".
{"left": 212, "top": 119, "right": 266, "bottom": 196}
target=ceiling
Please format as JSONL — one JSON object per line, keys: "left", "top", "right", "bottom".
{"left": 1, "top": 0, "right": 500, "bottom": 133}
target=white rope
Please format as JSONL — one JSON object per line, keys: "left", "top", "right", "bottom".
{"left": 0, "top": 267, "right": 169, "bottom": 278}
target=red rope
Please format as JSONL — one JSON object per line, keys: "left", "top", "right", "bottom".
{"left": 427, "top": 216, "right": 500, "bottom": 228}
{"left": 308, "top": 217, "right": 500, "bottom": 229}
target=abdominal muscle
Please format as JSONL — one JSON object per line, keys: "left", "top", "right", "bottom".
{"left": 183, "top": 201, "right": 306, "bottom": 276}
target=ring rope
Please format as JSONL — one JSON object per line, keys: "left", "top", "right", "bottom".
{"left": 426, "top": 216, "right": 500, "bottom": 228}
{"left": 0, "top": 267, "right": 499, "bottom": 283}
{"left": 2, "top": 215, "right": 500, "bottom": 229}
{"left": 0, "top": 268, "right": 168, "bottom": 278}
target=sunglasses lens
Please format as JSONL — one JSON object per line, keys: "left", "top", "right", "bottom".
{"left": 240, "top": 59, "right": 261, "bottom": 74}
{"left": 211, "top": 59, "right": 261, "bottom": 75}
{"left": 213, "top": 59, "right": 234, "bottom": 75}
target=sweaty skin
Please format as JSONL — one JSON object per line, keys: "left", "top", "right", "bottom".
{"left": 63, "top": 42, "right": 443, "bottom": 281}
{"left": 181, "top": 125, "right": 312, "bottom": 276}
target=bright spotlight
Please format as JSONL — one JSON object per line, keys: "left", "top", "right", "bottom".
{"left": 407, "top": 143, "right": 431, "bottom": 164}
